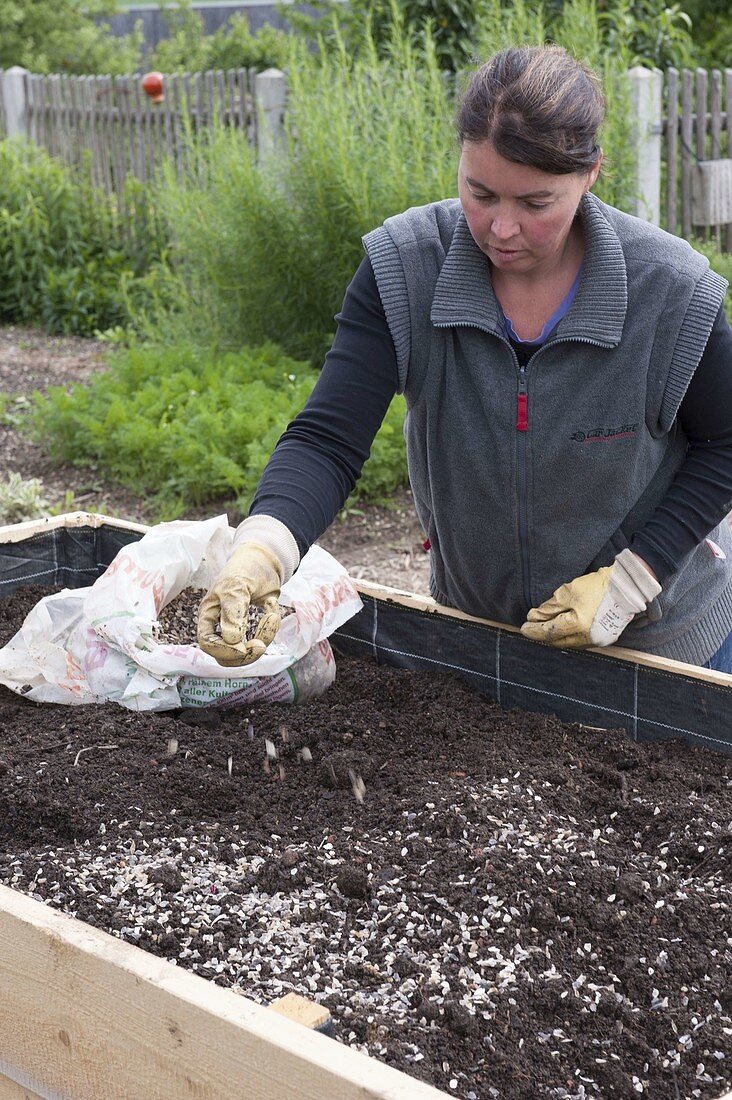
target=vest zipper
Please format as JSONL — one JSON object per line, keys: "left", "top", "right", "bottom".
{"left": 429, "top": 323, "right": 614, "bottom": 614}
{"left": 516, "top": 364, "right": 531, "bottom": 609}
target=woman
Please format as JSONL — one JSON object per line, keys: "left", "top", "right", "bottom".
{"left": 197, "top": 45, "right": 732, "bottom": 672}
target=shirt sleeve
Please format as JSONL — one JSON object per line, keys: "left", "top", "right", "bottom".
{"left": 249, "top": 256, "right": 399, "bottom": 557}
{"left": 630, "top": 303, "right": 732, "bottom": 581}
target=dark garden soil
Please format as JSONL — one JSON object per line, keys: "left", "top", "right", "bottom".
{"left": 1, "top": 587, "right": 731, "bottom": 1099}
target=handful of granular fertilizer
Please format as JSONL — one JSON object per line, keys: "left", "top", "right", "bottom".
{"left": 154, "top": 588, "right": 293, "bottom": 648}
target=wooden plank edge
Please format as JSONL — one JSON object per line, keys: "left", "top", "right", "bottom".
{"left": 0, "top": 1072, "right": 44, "bottom": 1099}
{"left": 0, "top": 884, "right": 449, "bottom": 1100}
{"left": 3, "top": 513, "right": 731, "bottom": 688}
{"left": 353, "top": 578, "right": 732, "bottom": 688}
{"left": 0, "top": 510, "right": 149, "bottom": 543}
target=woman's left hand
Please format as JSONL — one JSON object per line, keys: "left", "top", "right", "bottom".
{"left": 520, "top": 549, "right": 661, "bottom": 648}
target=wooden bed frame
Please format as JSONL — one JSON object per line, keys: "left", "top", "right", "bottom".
{"left": 0, "top": 513, "right": 729, "bottom": 1099}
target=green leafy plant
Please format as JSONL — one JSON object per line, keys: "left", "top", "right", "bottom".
{"left": 0, "top": 473, "right": 50, "bottom": 524}
{"left": 0, "top": 393, "right": 32, "bottom": 428}
{"left": 32, "top": 340, "right": 409, "bottom": 518}
{"left": 0, "top": 141, "right": 169, "bottom": 335}
{"left": 150, "top": 1, "right": 291, "bottom": 72}
{"left": 48, "top": 489, "right": 78, "bottom": 516}
{"left": 602, "top": 0, "right": 695, "bottom": 69}
{"left": 683, "top": 0, "right": 730, "bottom": 69}
{"left": 0, "top": 0, "right": 142, "bottom": 75}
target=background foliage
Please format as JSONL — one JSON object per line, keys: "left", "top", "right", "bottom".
{"left": 0, "top": 141, "right": 170, "bottom": 335}
{"left": 157, "top": 22, "right": 455, "bottom": 362}
{"left": 288, "top": 0, "right": 699, "bottom": 72}
{"left": 0, "top": 0, "right": 141, "bottom": 76}
{"left": 31, "top": 341, "right": 409, "bottom": 517}
{"left": 149, "top": 1, "right": 291, "bottom": 72}
{"left": 154, "top": 0, "right": 637, "bottom": 364}
{"left": 2, "top": 0, "right": 729, "bottom": 521}
{"left": 0, "top": 0, "right": 710, "bottom": 79}
{"left": 681, "top": 0, "right": 732, "bottom": 69}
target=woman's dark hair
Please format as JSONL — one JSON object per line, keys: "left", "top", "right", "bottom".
{"left": 456, "top": 46, "right": 604, "bottom": 175}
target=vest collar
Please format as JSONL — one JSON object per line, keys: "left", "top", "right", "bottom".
{"left": 430, "top": 192, "right": 627, "bottom": 347}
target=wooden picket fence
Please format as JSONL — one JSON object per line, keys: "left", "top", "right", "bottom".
{"left": 0, "top": 67, "right": 288, "bottom": 198}
{"left": 664, "top": 67, "right": 732, "bottom": 247}
{"left": 25, "top": 69, "right": 262, "bottom": 192}
{"left": 2, "top": 64, "right": 732, "bottom": 247}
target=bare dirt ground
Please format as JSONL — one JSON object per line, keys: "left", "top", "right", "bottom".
{"left": 0, "top": 325, "right": 431, "bottom": 594}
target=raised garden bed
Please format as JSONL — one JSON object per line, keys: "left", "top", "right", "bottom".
{"left": 0, "top": 515, "right": 731, "bottom": 1099}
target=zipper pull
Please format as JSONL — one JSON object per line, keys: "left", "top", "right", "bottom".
{"left": 517, "top": 369, "right": 528, "bottom": 432}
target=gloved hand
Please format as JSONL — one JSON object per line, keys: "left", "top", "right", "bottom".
{"left": 197, "top": 542, "right": 283, "bottom": 667}
{"left": 520, "top": 549, "right": 662, "bottom": 649}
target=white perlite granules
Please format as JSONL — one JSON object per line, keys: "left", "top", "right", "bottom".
{"left": 4, "top": 768, "right": 730, "bottom": 1100}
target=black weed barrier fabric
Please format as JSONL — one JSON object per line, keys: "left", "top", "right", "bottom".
{"left": 332, "top": 595, "right": 732, "bottom": 757}
{"left": 0, "top": 524, "right": 142, "bottom": 594}
{"left": 1, "top": 523, "right": 731, "bottom": 756}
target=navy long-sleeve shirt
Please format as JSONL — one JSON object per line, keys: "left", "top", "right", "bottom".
{"left": 252, "top": 256, "right": 732, "bottom": 584}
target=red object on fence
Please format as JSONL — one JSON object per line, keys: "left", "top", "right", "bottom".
{"left": 141, "top": 72, "right": 164, "bottom": 104}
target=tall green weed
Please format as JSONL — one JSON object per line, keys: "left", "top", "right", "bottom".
{"left": 159, "top": 21, "right": 456, "bottom": 361}
{"left": 158, "top": 1, "right": 639, "bottom": 362}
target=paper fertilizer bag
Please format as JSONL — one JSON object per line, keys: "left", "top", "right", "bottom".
{"left": 0, "top": 516, "right": 363, "bottom": 711}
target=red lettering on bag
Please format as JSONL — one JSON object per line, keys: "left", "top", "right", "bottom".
{"left": 151, "top": 574, "right": 166, "bottom": 613}
{"left": 102, "top": 553, "right": 164, "bottom": 599}
{"left": 84, "top": 629, "right": 109, "bottom": 672}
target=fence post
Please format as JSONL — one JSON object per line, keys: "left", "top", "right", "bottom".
{"left": 1, "top": 66, "right": 29, "bottom": 138}
{"left": 254, "top": 68, "right": 286, "bottom": 162}
{"left": 627, "top": 66, "right": 663, "bottom": 225}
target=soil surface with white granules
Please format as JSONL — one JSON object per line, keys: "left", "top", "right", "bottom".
{"left": 0, "top": 586, "right": 731, "bottom": 1100}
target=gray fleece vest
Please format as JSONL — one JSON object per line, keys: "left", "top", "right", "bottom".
{"left": 363, "top": 193, "right": 731, "bottom": 665}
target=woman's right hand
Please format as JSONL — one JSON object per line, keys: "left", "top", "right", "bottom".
{"left": 197, "top": 542, "right": 283, "bottom": 667}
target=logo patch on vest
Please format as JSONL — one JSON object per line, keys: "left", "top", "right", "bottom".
{"left": 570, "top": 423, "right": 638, "bottom": 444}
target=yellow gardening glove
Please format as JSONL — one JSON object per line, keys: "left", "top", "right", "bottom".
{"left": 520, "top": 549, "right": 662, "bottom": 649}
{"left": 197, "top": 542, "right": 283, "bottom": 667}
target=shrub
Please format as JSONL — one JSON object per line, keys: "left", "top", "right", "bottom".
{"left": 684, "top": 0, "right": 732, "bottom": 69}
{"left": 0, "top": 0, "right": 142, "bottom": 76}
{"left": 150, "top": 2, "right": 291, "bottom": 72}
{"left": 0, "top": 141, "right": 169, "bottom": 336}
{"left": 33, "top": 341, "right": 409, "bottom": 518}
